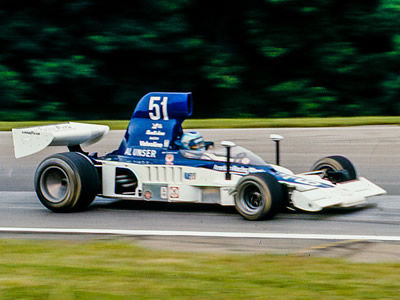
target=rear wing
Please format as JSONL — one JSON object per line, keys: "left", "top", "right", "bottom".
{"left": 12, "top": 122, "right": 109, "bottom": 158}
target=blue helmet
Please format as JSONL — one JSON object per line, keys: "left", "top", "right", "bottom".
{"left": 180, "top": 131, "right": 205, "bottom": 150}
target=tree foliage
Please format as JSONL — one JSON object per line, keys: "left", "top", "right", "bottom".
{"left": 0, "top": 0, "right": 400, "bottom": 120}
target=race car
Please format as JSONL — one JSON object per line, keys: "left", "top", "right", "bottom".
{"left": 12, "top": 92, "right": 386, "bottom": 220}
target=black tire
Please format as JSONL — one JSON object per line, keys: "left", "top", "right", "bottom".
{"left": 34, "top": 152, "right": 99, "bottom": 212}
{"left": 234, "top": 173, "right": 284, "bottom": 221}
{"left": 310, "top": 155, "right": 357, "bottom": 183}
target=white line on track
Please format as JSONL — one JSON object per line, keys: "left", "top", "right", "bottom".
{"left": 1, "top": 227, "right": 400, "bottom": 241}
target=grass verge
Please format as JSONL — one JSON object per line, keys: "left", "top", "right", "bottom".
{"left": 0, "top": 239, "right": 399, "bottom": 299}
{"left": 2, "top": 116, "right": 400, "bottom": 131}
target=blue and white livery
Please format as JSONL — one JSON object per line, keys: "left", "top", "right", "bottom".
{"left": 12, "top": 92, "right": 386, "bottom": 220}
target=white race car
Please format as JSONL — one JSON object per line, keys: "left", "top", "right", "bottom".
{"left": 12, "top": 92, "right": 386, "bottom": 220}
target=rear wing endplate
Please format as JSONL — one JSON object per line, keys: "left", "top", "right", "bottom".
{"left": 12, "top": 122, "right": 109, "bottom": 158}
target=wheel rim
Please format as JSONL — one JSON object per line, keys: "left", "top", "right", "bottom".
{"left": 314, "top": 163, "right": 339, "bottom": 181}
{"left": 40, "top": 166, "right": 70, "bottom": 203}
{"left": 316, "top": 164, "right": 334, "bottom": 176}
{"left": 238, "top": 181, "right": 265, "bottom": 215}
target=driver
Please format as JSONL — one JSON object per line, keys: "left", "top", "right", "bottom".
{"left": 178, "top": 131, "right": 205, "bottom": 151}
{"left": 177, "top": 131, "right": 232, "bottom": 162}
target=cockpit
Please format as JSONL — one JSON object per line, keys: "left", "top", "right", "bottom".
{"left": 180, "top": 145, "right": 268, "bottom": 166}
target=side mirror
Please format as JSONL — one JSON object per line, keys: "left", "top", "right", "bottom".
{"left": 220, "top": 141, "right": 236, "bottom": 180}
{"left": 204, "top": 141, "right": 215, "bottom": 150}
{"left": 269, "top": 134, "right": 284, "bottom": 165}
{"left": 270, "top": 134, "right": 284, "bottom": 142}
{"left": 221, "top": 140, "right": 236, "bottom": 148}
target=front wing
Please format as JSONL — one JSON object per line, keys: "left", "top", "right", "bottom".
{"left": 290, "top": 177, "right": 386, "bottom": 212}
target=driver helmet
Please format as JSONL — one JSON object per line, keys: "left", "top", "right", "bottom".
{"left": 180, "top": 131, "right": 205, "bottom": 150}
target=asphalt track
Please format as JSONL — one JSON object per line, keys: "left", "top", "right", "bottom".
{"left": 1, "top": 126, "right": 400, "bottom": 261}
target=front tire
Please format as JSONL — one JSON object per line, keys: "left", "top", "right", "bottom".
{"left": 310, "top": 155, "right": 357, "bottom": 183}
{"left": 234, "top": 173, "right": 283, "bottom": 221}
{"left": 34, "top": 152, "right": 99, "bottom": 212}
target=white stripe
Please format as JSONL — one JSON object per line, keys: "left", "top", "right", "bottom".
{"left": 1, "top": 227, "right": 400, "bottom": 241}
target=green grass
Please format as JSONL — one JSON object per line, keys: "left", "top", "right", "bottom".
{"left": 0, "top": 239, "right": 399, "bottom": 299}
{"left": 3, "top": 116, "right": 400, "bottom": 131}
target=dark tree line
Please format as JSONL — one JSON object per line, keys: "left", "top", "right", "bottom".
{"left": 1, "top": 0, "right": 400, "bottom": 120}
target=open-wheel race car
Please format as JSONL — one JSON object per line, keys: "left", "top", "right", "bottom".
{"left": 12, "top": 92, "right": 386, "bottom": 220}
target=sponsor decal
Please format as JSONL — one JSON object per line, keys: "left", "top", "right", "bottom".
{"left": 212, "top": 165, "right": 264, "bottom": 175}
{"left": 22, "top": 131, "right": 40, "bottom": 135}
{"left": 163, "top": 139, "right": 170, "bottom": 147}
{"left": 21, "top": 123, "right": 74, "bottom": 135}
{"left": 143, "top": 123, "right": 166, "bottom": 144}
{"left": 22, "top": 124, "right": 74, "bottom": 135}
{"left": 169, "top": 186, "right": 179, "bottom": 199}
{"left": 152, "top": 123, "right": 163, "bottom": 130}
{"left": 124, "top": 148, "right": 157, "bottom": 158}
{"left": 213, "top": 165, "right": 248, "bottom": 175}
{"left": 184, "top": 172, "right": 196, "bottom": 180}
{"left": 248, "top": 167, "right": 265, "bottom": 173}
{"left": 276, "top": 171, "right": 331, "bottom": 187}
{"left": 139, "top": 141, "right": 163, "bottom": 148}
{"left": 165, "top": 154, "right": 174, "bottom": 165}
{"left": 145, "top": 129, "right": 166, "bottom": 136}
{"left": 160, "top": 186, "right": 168, "bottom": 199}
{"left": 54, "top": 124, "right": 73, "bottom": 130}
{"left": 144, "top": 191, "right": 152, "bottom": 199}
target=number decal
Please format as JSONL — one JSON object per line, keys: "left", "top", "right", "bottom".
{"left": 161, "top": 97, "right": 169, "bottom": 120}
{"left": 149, "top": 96, "right": 160, "bottom": 120}
{"left": 149, "top": 96, "right": 169, "bottom": 120}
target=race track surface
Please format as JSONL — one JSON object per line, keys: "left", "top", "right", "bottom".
{"left": 1, "top": 126, "right": 400, "bottom": 261}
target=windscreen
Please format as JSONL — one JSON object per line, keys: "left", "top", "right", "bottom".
{"left": 180, "top": 146, "right": 268, "bottom": 166}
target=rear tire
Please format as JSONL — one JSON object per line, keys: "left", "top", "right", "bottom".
{"left": 310, "top": 155, "right": 357, "bottom": 183}
{"left": 234, "top": 173, "right": 283, "bottom": 221}
{"left": 34, "top": 152, "right": 99, "bottom": 212}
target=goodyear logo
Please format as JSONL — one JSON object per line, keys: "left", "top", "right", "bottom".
{"left": 184, "top": 172, "right": 196, "bottom": 180}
